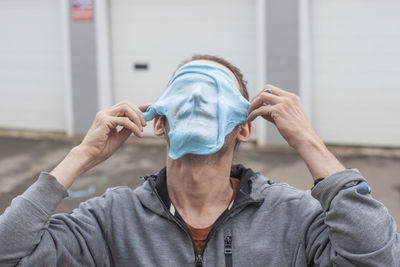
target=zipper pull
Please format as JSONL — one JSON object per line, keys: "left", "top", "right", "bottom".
{"left": 224, "top": 235, "right": 232, "bottom": 255}
{"left": 195, "top": 254, "right": 203, "bottom": 266}
{"left": 224, "top": 235, "right": 233, "bottom": 267}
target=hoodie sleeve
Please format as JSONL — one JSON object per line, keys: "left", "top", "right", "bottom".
{"left": 0, "top": 172, "right": 111, "bottom": 267}
{"left": 300, "top": 169, "right": 400, "bottom": 266}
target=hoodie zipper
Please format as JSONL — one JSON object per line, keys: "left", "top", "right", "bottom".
{"left": 148, "top": 176, "right": 262, "bottom": 266}
{"left": 199, "top": 198, "right": 261, "bottom": 265}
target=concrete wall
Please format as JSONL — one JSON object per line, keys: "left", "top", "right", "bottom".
{"left": 69, "top": 1, "right": 99, "bottom": 135}
{"left": 265, "top": 0, "right": 299, "bottom": 145}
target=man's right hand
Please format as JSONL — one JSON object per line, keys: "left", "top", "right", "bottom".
{"left": 50, "top": 101, "right": 150, "bottom": 189}
{"left": 79, "top": 101, "right": 150, "bottom": 167}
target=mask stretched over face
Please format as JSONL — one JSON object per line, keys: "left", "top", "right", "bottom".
{"left": 143, "top": 63, "right": 250, "bottom": 160}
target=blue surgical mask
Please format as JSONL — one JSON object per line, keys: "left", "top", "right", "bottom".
{"left": 143, "top": 63, "right": 250, "bottom": 160}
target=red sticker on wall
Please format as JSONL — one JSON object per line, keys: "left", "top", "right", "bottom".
{"left": 72, "top": 0, "right": 94, "bottom": 22}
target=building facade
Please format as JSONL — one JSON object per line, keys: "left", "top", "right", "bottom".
{"left": 0, "top": 0, "right": 399, "bottom": 147}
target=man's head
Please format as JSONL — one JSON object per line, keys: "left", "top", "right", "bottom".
{"left": 153, "top": 55, "right": 252, "bottom": 163}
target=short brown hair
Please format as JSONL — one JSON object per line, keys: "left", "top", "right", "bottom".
{"left": 172, "top": 54, "right": 250, "bottom": 100}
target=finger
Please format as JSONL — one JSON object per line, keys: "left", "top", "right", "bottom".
{"left": 252, "top": 87, "right": 267, "bottom": 101}
{"left": 263, "top": 84, "right": 293, "bottom": 97}
{"left": 248, "top": 92, "right": 282, "bottom": 115}
{"left": 114, "top": 102, "right": 151, "bottom": 127}
{"left": 252, "top": 84, "right": 287, "bottom": 101}
{"left": 120, "top": 101, "right": 147, "bottom": 127}
{"left": 108, "top": 104, "right": 143, "bottom": 131}
{"left": 113, "top": 100, "right": 135, "bottom": 106}
{"left": 138, "top": 103, "right": 151, "bottom": 112}
{"left": 136, "top": 103, "right": 153, "bottom": 125}
{"left": 247, "top": 105, "right": 275, "bottom": 122}
{"left": 251, "top": 85, "right": 276, "bottom": 102}
{"left": 130, "top": 104, "right": 146, "bottom": 127}
{"left": 112, "top": 101, "right": 142, "bottom": 118}
{"left": 111, "top": 100, "right": 129, "bottom": 109}
{"left": 138, "top": 104, "right": 152, "bottom": 126}
{"left": 109, "top": 116, "right": 143, "bottom": 138}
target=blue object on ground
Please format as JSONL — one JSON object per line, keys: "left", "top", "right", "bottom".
{"left": 68, "top": 185, "right": 96, "bottom": 198}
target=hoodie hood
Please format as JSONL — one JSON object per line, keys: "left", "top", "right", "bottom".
{"left": 134, "top": 164, "right": 271, "bottom": 220}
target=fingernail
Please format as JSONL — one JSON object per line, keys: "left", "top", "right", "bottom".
{"left": 264, "top": 89, "right": 272, "bottom": 93}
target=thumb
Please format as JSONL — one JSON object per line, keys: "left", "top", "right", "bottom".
{"left": 138, "top": 103, "right": 152, "bottom": 112}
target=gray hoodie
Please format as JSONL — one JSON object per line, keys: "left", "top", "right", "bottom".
{"left": 0, "top": 165, "right": 398, "bottom": 266}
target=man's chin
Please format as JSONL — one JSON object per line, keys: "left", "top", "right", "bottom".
{"left": 173, "top": 152, "right": 222, "bottom": 166}
{"left": 169, "top": 136, "right": 235, "bottom": 166}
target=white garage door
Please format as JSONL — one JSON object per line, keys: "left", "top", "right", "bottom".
{"left": 311, "top": 0, "right": 400, "bottom": 147}
{"left": 0, "top": 0, "right": 65, "bottom": 132}
{"left": 110, "top": 0, "right": 257, "bottom": 136}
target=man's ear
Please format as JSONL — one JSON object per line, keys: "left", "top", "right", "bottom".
{"left": 153, "top": 115, "right": 166, "bottom": 136}
{"left": 236, "top": 122, "right": 252, "bottom": 142}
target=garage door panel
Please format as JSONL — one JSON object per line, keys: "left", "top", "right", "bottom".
{"left": 312, "top": 0, "right": 400, "bottom": 147}
{"left": 111, "top": 0, "right": 257, "bottom": 136}
{"left": 0, "top": 0, "right": 65, "bottom": 132}
{"left": 314, "top": 118, "right": 400, "bottom": 143}
{"left": 314, "top": 39, "right": 400, "bottom": 70}
{"left": 113, "top": 41, "right": 255, "bottom": 54}
{"left": 313, "top": 0, "right": 400, "bottom": 22}
{"left": 313, "top": 19, "right": 400, "bottom": 36}
{"left": 112, "top": 0, "right": 254, "bottom": 18}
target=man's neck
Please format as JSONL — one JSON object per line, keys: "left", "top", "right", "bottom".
{"left": 166, "top": 152, "right": 234, "bottom": 228}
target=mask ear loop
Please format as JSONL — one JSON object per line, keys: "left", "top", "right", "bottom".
{"left": 263, "top": 89, "right": 273, "bottom": 106}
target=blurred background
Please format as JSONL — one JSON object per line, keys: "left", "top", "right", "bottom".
{"left": 0, "top": 0, "right": 399, "bottom": 223}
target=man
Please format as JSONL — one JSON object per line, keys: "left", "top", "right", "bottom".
{"left": 0, "top": 55, "right": 398, "bottom": 266}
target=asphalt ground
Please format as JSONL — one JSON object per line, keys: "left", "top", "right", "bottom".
{"left": 0, "top": 136, "right": 399, "bottom": 226}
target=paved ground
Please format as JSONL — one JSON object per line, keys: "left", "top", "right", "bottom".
{"left": 0, "top": 137, "right": 399, "bottom": 226}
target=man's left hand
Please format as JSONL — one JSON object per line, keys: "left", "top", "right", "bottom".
{"left": 247, "top": 84, "right": 318, "bottom": 151}
{"left": 247, "top": 84, "right": 345, "bottom": 180}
